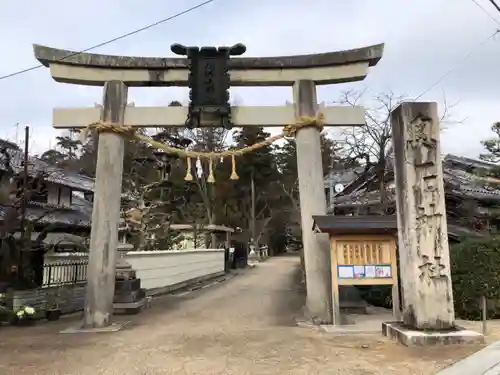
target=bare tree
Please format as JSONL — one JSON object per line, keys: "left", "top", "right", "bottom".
{"left": 335, "top": 89, "right": 462, "bottom": 209}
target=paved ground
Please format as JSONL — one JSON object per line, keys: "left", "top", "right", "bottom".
{"left": 0, "top": 256, "right": 486, "bottom": 375}
{"left": 436, "top": 340, "right": 500, "bottom": 375}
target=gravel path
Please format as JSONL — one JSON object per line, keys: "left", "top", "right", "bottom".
{"left": 0, "top": 256, "right": 483, "bottom": 375}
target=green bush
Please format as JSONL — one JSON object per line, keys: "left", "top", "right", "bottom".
{"left": 356, "top": 285, "right": 393, "bottom": 309}
{"left": 451, "top": 236, "right": 500, "bottom": 320}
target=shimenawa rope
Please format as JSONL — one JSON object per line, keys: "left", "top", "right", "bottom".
{"left": 80, "top": 113, "right": 324, "bottom": 183}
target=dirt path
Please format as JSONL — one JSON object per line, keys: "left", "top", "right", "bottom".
{"left": 0, "top": 256, "right": 484, "bottom": 375}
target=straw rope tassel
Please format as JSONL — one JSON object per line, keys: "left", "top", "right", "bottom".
{"left": 207, "top": 157, "right": 215, "bottom": 183}
{"left": 184, "top": 157, "right": 193, "bottom": 181}
{"left": 230, "top": 155, "right": 239, "bottom": 180}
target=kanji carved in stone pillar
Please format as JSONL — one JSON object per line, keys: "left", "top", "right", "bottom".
{"left": 391, "top": 102, "right": 455, "bottom": 330}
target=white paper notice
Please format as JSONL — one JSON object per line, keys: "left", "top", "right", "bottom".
{"left": 338, "top": 266, "right": 354, "bottom": 279}
{"left": 365, "top": 265, "right": 376, "bottom": 278}
{"left": 375, "top": 265, "right": 392, "bottom": 278}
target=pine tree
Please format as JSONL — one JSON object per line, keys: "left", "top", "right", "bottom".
{"left": 231, "top": 126, "right": 279, "bottom": 245}
{"left": 56, "top": 130, "right": 81, "bottom": 161}
{"left": 39, "top": 149, "right": 66, "bottom": 166}
{"left": 480, "top": 122, "right": 500, "bottom": 163}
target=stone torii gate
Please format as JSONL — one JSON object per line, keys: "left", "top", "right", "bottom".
{"left": 33, "top": 42, "right": 384, "bottom": 329}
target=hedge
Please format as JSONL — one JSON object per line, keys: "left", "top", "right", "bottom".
{"left": 355, "top": 236, "right": 500, "bottom": 319}
{"left": 356, "top": 285, "right": 393, "bottom": 309}
{"left": 451, "top": 236, "right": 500, "bottom": 320}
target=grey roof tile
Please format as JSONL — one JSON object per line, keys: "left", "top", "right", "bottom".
{"left": 0, "top": 147, "right": 95, "bottom": 192}
{"left": 333, "top": 154, "right": 500, "bottom": 207}
{"left": 0, "top": 196, "right": 92, "bottom": 228}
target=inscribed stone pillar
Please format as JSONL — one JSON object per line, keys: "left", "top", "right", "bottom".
{"left": 391, "top": 102, "right": 455, "bottom": 330}
{"left": 293, "top": 80, "right": 334, "bottom": 324}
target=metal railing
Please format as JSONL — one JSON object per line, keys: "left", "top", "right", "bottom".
{"left": 42, "top": 259, "right": 88, "bottom": 287}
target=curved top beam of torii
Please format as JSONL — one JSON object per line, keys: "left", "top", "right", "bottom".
{"left": 33, "top": 43, "right": 384, "bottom": 87}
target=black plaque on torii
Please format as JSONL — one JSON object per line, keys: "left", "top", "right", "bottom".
{"left": 171, "top": 43, "right": 246, "bottom": 129}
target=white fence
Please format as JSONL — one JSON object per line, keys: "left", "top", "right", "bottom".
{"left": 44, "top": 249, "right": 226, "bottom": 294}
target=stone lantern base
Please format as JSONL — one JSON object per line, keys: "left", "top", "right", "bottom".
{"left": 113, "top": 246, "right": 147, "bottom": 315}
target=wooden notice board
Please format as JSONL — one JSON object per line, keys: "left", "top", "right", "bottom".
{"left": 331, "top": 234, "right": 397, "bottom": 286}
{"left": 312, "top": 214, "right": 400, "bottom": 324}
{"left": 330, "top": 234, "right": 400, "bottom": 321}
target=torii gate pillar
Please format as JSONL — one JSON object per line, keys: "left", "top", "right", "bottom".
{"left": 294, "top": 80, "right": 333, "bottom": 324}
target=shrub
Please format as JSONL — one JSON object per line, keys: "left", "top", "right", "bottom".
{"left": 356, "top": 285, "right": 393, "bottom": 308}
{"left": 451, "top": 236, "right": 500, "bottom": 320}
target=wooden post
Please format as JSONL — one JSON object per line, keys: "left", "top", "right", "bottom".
{"left": 193, "top": 226, "right": 198, "bottom": 249}
{"left": 391, "top": 239, "right": 401, "bottom": 321}
{"left": 293, "top": 80, "right": 333, "bottom": 324}
{"left": 83, "top": 81, "right": 128, "bottom": 329}
{"left": 329, "top": 238, "right": 341, "bottom": 326}
{"left": 482, "top": 296, "right": 487, "bottom": 335}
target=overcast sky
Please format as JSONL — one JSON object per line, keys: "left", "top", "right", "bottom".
{"left": 0, "top": 0, "right": 499, "bottom": 158}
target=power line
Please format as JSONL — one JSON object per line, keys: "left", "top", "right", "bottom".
{"left": 414, "top": 28, "right": 500, "bottom": 100}
{"left": 410, "top": 0, "right": 500, "bottom": 100}
{"left": 0, "top": 0, "right": 217, "bottom": 81}
{"left": 471, "top": 0, "right": 500, "bottom": 24}
{"left": 0, "top": 0, "right": 494, "bottom": 109}
{"left": 488, "top": 0, "right": 500, "bottom": 13}
{"left": 351, "top": 3, "right": 500, "bottom": 108}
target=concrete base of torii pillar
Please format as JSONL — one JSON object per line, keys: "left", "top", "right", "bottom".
{"left": 60, "top": 243, "right": 146, "bottom": 334}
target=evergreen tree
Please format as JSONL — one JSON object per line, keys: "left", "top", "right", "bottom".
{"left": 39, "top": 149, "right": 66, "bottom": 166}
{"left": 231, "top": 126, "right": 279, "bottom": 244}
{"left": 480, "top": 122, "right": 500, "bottom": 163}
{"left": 55, "top": 130, "right": 81, "bottom": 161}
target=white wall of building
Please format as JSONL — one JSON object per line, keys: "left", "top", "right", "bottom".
{"left": 43, "top": 249, "right": 225, "bottom": 292}
{"left": 125, "top": 250, "right": 224, "bottom": 290}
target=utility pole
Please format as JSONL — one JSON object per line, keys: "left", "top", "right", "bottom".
{"left": 18, "top": 126, "right": 30, "bottom": 281}
{"left": 207, "top": 127, "right": 217, "bottom": 248}
{"left": 250, "top": 167, "right": 257, "bottom": 256}
{"left": 329, "top": 151, "right": 335, "bottom": 214}
{"left": 15, "top": 123, "right": 19, "bottom": 145}
{"left": 20, "top": 126, "right": 30, "bottom": 237}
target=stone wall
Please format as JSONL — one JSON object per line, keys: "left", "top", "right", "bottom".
{"left": 11, "top": 283, "right": 86, "bottom": 315}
